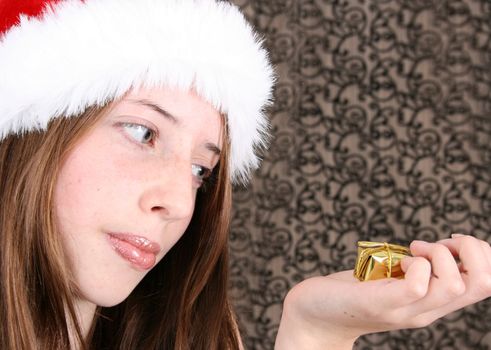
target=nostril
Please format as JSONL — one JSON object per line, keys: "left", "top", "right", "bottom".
{"left": 151, "top": 206, "right": 166, "bottom": 213}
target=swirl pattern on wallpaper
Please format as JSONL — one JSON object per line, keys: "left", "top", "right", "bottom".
{"left": 228, "top": 0, "right": 491, "bottom": 349}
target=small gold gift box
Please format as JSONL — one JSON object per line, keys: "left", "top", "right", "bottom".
{"left": 354, "top": 241, "right": 411, "bottom": 281}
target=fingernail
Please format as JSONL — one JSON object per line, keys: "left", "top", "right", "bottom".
{"left": 451, "top": 233, "right": 465, "bottom": 238}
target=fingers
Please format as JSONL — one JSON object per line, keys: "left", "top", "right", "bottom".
{"left": 399, "top": 255, "right": 431, "bottom": 299}
{"left": 409, "top": 240, "right": 462, "bottom": 281}
{"left": 402, "top": 240, "right": 466, "bottom": 315}
{"left": 360, "top": 256, "right": 432, "bottom": 310}
{"left": 447, "top": 234, "right": 491, "bottom": 269}
{"left": 437, "top": 235, "right": 491, "bottom": 299}
{"left": 333, "top": 236, "right": 491, "bottom": 332}
{"left": 438, "top": 235, "right": 490, "bottom": 274}
{"left": 288, "top": 236, "right": 491, "bottom": 338}
{"left": 400, "top": 235, "right": 491, "bottom": 326}
{"left": 404, "top": 235, "right": 491, "bottom": 328}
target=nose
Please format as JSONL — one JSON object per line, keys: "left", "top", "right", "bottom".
{"left": 138, "top": 159, "right": 196, "bottom": 221}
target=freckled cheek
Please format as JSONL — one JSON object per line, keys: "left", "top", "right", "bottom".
{"left": 110, "top": 153, "right": 158, "bottom": 182}
{"left": 55, "top": 150, "right": 130, "bottom": 218}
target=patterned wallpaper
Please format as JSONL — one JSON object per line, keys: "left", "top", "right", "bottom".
{"left": 228, "top": 0, "right": 491, "bottom": 349}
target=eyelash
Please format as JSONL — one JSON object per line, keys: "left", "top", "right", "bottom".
{"left": 120, "top": 122, "right": 216, "bottom": 189}
{"left": 192, "top": 164, "right": 213, "bottom": 188}
{"left": 198, "top": 166, "right": 218, "bottom": 191}
{"left": 120, "top": 122, "right": 157, "bottom": 146}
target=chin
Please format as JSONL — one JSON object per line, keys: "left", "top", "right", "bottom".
{"left": 89, "top": 288, "right": 135, "bottom": 308}
{"left": 78, "top": 277, "right": 143, "bottom": 308}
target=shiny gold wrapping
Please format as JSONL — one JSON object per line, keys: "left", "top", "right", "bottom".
{"left": 354, "top": 241, "right": 411, "bottom": 281}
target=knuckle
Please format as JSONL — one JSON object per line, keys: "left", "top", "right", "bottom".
{"left": 406, "top": 282, "right": 427, "bottom": 299}
{"left": 474, "top": 273, "right": 491, "bottom": 296}
{"left": 446, "top": 280, "right": 466, "bottom": 298}
{"left": 449, "top": 281, "right": 466, "bottom": 297}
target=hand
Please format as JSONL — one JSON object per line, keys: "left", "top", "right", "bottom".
{"left": 275, "top": 235, "right": 491, "bottom": 350}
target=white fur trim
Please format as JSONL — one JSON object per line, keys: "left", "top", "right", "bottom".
{"left": 0, "top": 0, "right": 274, "bottom": 184}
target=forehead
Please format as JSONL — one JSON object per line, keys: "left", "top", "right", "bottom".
{"left": 123, "top": 87, "right": 220, "bottom": 117}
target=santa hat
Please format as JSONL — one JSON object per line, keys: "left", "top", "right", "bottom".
{"left": 0, "top": 0, "right": 274, "bottom": 184}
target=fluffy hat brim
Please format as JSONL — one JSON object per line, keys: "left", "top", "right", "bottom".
{"left": 0, "top": 0, "right": 274, "bottom": 184}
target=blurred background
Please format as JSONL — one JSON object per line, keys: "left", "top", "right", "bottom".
{"left": 227, "top": 0, "right": 491, "bottom": 348}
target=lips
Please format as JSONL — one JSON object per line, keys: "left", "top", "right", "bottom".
{"left": 107, "top": 233, "right": 161, "bottom": 270}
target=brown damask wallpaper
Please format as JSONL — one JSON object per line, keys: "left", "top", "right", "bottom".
{"left": 228, "top": 0, "right": 491, "bottom": 349}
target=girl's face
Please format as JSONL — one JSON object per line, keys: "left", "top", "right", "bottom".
{"left": 54, "top": 87, "right": 223, "bottom": 308}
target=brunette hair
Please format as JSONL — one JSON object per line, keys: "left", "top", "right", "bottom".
{"left": 0, "top": 104, "right": 240, "bottom": 349}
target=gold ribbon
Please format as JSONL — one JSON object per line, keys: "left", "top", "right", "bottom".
{"left": 354, "top": 241, "right": 411, "bottom": 281}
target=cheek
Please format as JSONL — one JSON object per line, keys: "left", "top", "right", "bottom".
{"left": 53, "top": 128, "right": 146, "bottom": 243}
{"left": 55, "top": 147, "right": 117, "bottom": 228}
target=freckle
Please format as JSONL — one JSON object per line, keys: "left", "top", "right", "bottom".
{"left": 350, "top": 314, "right": 355, "bottom": 318}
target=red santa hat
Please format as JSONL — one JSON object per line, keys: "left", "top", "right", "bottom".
{"left": 0, "top": 0, "right": 274, "bottom": 184}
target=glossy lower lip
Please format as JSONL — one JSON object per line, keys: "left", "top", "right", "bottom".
{"left": 107, "top": 233, "right": 161, "bottom": 270}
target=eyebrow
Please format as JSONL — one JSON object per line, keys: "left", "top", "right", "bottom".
{"left": 129, "top": 98, "right": 222, "bottom": 156}
{"left": 131, "top": 99, "right": 179, "bottom": 124}
{"left": 205, "top": 142, "right": 221, "bottom": 156}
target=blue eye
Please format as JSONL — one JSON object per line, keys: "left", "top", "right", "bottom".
{"left": 192, "top": 164, "right": 211, "bottom": 185}
{"left": 122, "top": 123, "right": 155, "bottom": 144}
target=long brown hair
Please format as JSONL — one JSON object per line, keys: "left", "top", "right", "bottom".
{"left": 0, "top": 103, "right": 240, "bottom": 349}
